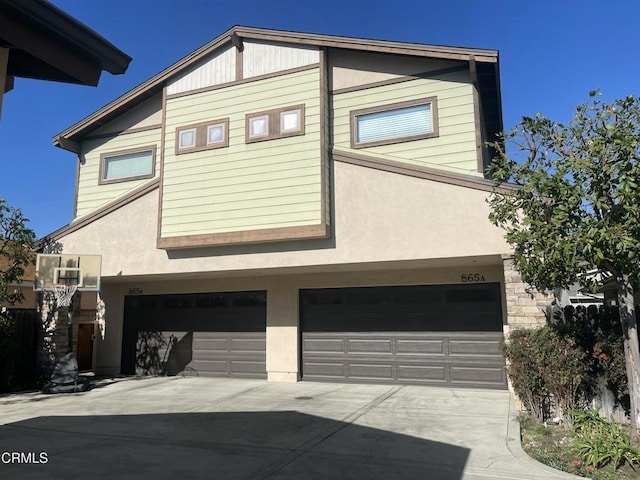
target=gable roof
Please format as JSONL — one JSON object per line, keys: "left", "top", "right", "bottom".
{"left": 52, "top": 25, "right": 501, "bottom": 152}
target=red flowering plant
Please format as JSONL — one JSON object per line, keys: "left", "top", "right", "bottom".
{"left": 591, "top": 335, "right": 628, "bottom": 402}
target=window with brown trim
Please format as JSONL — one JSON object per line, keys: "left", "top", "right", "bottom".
{"left": 350, "top": 97, "right": 438, "bottom": 148}
{"left": 99, "top": 146, "right": 156, "bottom": 185}
{"left": 175, "top": 118, "right": 229, "bottom": 155}
{"left": 245, "top": 104, "right": 305, "bottom": 143}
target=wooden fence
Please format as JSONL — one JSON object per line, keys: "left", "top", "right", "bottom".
{"left": 5, "top": 309, "right": 40, "bottom": 390}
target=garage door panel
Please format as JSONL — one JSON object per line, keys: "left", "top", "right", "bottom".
{"left": 303, "top": 362, "right": 345, "bottom": 377}
{"left": 230, "top": 360, "right": 269, "bottom": 376}
{"left": 450, "top": 366, "right": 507, "bottom": 385}
{"left": 396, "top": 338, "right": 446, "bottom": 355}
{"left": 193, "top": 336, "right": 229, "bottom": 352}
{"left": 348, "top": 363, "right": 394, "bottom": 380}
{"left": 230, "top": 337, "right": 267, "bottom": 352}
{"left": 449, "top": 338, "right": 503, "bottom": 356}
{"left": 303, "top": 338, "right": 345, "bottom": 353}
{"left": 134, "top": 330, "right": 192, "bottom": 376}
{"left": 122, "top": 291, "right": 266, "bottom": 378}
{"left": 301, "top": 283, "right": 506, "bottom": 389}
{"left": 347, "top": 339, "right": 393, "bottom": 354}
{"left": 397, "top": 365, "right": 447, "bottom": 382}
{"left": 191, "top": 359, "right": 229, "bottom": 375}
{"left": 305, "top": 313, "right": 501, "bottom": 332}
{"left": 443, "top": 313, "right": 502, "bottom": 331}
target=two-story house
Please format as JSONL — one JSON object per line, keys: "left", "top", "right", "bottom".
{"left": 46, "top": 26, "right": 545, "bottom": 389}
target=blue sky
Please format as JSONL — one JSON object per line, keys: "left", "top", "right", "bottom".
{"left": 1, "top": 0, "right": 638, "bottom": 238}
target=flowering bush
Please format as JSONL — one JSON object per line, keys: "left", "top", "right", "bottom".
{"left": 503, "top": 325, "right": 590, "bottom": 420}
{"left": 592, "top": 335, "right": 628, "bottom": 402}
{"left": 505, "top": 305, "right": 631, "bottom": 422}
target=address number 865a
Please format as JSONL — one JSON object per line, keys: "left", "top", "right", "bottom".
{"left": 460, "top": 273, "right": 486, "bottom": 283}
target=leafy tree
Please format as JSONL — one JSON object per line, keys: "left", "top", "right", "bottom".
{"left": 0, "top": 198, "right": 35, "bottom": 388}
{"left": 488, "top": 91, "right": 640, "bottom": 441}
{"left": 0, "top": 198, "right": 36, "bottom": 306}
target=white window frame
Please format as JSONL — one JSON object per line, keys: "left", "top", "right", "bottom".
{"left": 206, "top": 123, "right": 226, "bottom": 145}
{"left": 280, "top": 108, "right": 302, "bottom": 134}
{"left": 178, "top": 128, "right": 196, "bottom": 150}
{"left": 248, "top": 114, "right": 269, "bottom": 140}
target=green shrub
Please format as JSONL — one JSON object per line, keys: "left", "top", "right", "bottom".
{"left": 593, "top": 334, "right": 628, "bottom": 402}
{"left": 503, "top": 328, "right": 549, "bottom": 421}
{"left": 505, "top": 305, "right": 631, "bottom": 422}
{"left": 503, "top": 325, "right": 591, "bottom": 421}
{"left": 556, "top": 305, "right": 629, "bottom": 404}
{"left": 572, "top": 409, "right": 640, "bottom": 469}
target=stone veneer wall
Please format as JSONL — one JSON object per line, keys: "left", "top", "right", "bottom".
{"left": 502, "top": 255, "right": 551, "bottom": 334}
{"left": 502, "top": 255, "right": 553, "bottom": 410}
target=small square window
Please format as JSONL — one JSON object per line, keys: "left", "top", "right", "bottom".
{"left": 280, "top": 109, "right": 301, "bottom": 133}
{"left": 179, "top": 129, "right": 196, "bottom": 149}
{"left": 207, "top": 124, "right": 225, "bottom": 145}
{"left": 175, "top": 118, "right": 229, "bottom": 155}
{"left": 245, "top": 104, "right": 305, "bottom": 143}
{"left": 249, "top": 115, "right": 269, "bottom": 139}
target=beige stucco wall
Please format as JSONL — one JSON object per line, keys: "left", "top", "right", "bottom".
{"left": 57, "top": 159, "right": 512, "bottom": 378}
{"left": 92, "top": 265, "right": 506, "bottom": 377}
{"left": 58, "top": 160, "right": 510, "bottom": 278}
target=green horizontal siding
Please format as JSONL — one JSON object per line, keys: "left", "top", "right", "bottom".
{"left": 163, "top": 176, "right": 320, "bottom": 202}
{"left": 76, "top": 129, "right": 161, "bottom": 219}
{"left": 162, "top": 68, "right": 322, "bottom": 238}
{"left": 333, "top": 69, "right": 480, "bottom": 175}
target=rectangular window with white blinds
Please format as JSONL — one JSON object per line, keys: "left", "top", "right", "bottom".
{"left": 100, "top": 146, "right": 156, "bottom": 184}
{"left": 350, "top": 97, "right": 438, "bottom": 148}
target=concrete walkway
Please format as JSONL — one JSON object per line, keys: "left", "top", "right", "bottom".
{"left": 0, "top": 377, "right": 583, "bottom": 480}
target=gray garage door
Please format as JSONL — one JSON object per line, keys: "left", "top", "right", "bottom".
{"left": 301, "top": 283, "right": 506, "bottom": 389}
{"left": 122, "top": 291, "right": 266, "bottom": 378}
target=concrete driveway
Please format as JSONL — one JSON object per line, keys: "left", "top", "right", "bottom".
{"left": 0, "top": 377, "right": 581, "bottom": 480}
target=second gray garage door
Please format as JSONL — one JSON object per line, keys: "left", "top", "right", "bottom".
{"left": 122, "top": 291, "right": 266, "bottom": 379}
{"left": 301, "top": 283, "right": 506, "bottom": 389}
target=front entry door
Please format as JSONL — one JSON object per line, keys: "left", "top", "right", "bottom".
{"left": 77, "top": 323, "right": 95, "bottom": 371}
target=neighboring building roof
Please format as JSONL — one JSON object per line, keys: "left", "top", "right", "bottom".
{"left": 52, "top": 25, "right": 501, "bottom": 152}
{"left": 0, "top": 248, "right": 35, "bottom": 281}
{"left": 0, "top": 0, "right": 131, "bottom": 88}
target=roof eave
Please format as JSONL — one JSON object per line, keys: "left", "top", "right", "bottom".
{"left": 233, "top": 26, "right": 499, "bottom": 63}
{"left": 53, "top": 25, "right": 499, "bottom": 151}
{"left": 2, "top": 0, "right": 132, "bottom": 75}
{"left": 53, "top": 26, "right": 236, "bottom": 151}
